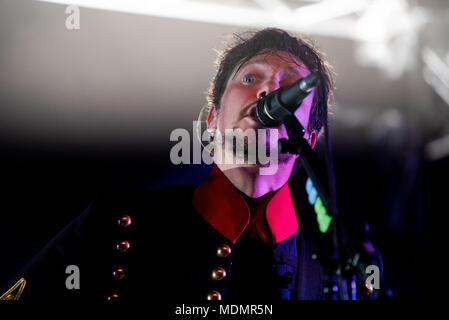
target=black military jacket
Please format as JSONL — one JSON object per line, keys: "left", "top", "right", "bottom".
{"left": 0, "top": 174, "right": 382, "bottom": 304}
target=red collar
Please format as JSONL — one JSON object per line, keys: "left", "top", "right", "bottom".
{"left": 192, "top": 165, "right": 298, "bottom": 244}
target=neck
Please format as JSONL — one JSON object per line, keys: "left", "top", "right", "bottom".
{"left": 216, "top": 162, "right": 294, "bottom": 198}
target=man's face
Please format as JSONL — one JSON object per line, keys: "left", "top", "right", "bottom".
{"left": 208, "top": 51, "right": 315, "bottom": 170}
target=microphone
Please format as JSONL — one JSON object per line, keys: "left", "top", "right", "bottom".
{"left": 254, "top": 73, "right": 320, "bottom": 127}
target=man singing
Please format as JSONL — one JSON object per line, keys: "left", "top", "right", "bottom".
{"left": 0, "top": 28, "right": 382, "bottom": 302}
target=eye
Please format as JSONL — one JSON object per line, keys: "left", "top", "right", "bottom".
{"left": 243, "top": 74, "right": 255, "bottom": 84}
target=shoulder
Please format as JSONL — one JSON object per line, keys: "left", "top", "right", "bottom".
{"left": 89, "top": 185, "right": 197, "bottom": 212}
{"left": 80, "top": 185, "right": 198, "bottom": 226}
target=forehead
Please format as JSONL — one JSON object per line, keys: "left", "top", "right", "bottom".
{"left": 234, "top": 51, "right": 309, "bottom": 77}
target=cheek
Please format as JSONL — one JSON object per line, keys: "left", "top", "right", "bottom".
{"left": 217, "top": 85, "right": 252, "bottom": 128}
{"left": 216, "top": 100, "right": 236, "bottom": 133}
{"left": 215, "top": 110, "right": 228, "bottom": 133}
{"left": 222, "top": 82, "right": 257, "bottom": 106}
{"left": 216, "top": 95, "right": 232, "bottom": 130}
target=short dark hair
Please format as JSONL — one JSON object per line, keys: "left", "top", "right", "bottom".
{"left": 207, "top": 28, "right": 334, "bottom": 134}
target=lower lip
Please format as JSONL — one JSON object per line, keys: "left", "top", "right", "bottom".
{"left": 243, "top": 116, "right": 259, "bottom": 127}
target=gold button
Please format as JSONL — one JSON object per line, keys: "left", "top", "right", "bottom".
{"left": 116, "top": 240, "right": 130, "bottom": 253}
{"left": 112, "top": 268, "right": 126, "bottom": 280}
{"left": 107, "top": 293, "right": 119, "bottom": 301}
{"left": 206, "top": 291, "right": 221, "bottom": 300}
{"left": 211, "top": 267, "right": 226, "bottom": 281}
{"left": 216, "top": 244, "right": 231, "bottom": 258}
{"left": 117, "top": 215, "right": 131, "bottom": 227}
{"left": 364, "top": 282, "right": 374, "bottom": 296}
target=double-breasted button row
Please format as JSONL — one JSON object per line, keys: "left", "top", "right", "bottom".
{"left": 212, "top": 244, "right": 231, "bottom": 282}
{"left": 107, "top": 215, "right": 132, "bottom": 301}
{"left": 113, "top": 216, "right": 130, "bottom": 280}
{"left": 206, "top": 244, "right": 232, "bottom": 301}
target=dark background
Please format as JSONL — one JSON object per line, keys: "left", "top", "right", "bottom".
{"left": 1, "top": 0, "right": 447, "bottom": 299}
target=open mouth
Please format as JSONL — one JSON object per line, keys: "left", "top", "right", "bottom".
{"left": 245, "top": 104, "right": 257, "bottom": 120}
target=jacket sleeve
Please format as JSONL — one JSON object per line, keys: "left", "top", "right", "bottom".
{"left": 0, "top": 201, "right": 102, "bottom": 301}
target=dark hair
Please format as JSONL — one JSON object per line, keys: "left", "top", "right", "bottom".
{"left": 207, "top": 28, "right": 334, "bottom": 134}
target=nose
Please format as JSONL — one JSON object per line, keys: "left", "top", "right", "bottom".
{"left": 256, "top": 79, "right": 280, "bottom": 100}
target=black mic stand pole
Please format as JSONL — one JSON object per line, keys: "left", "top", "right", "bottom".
{"left": 281, "top": 115, "right": 391, "bottom": 300}
{"left": 279, "top": 115, "right": 348, "bottom": 300}
{"left": 255, "top": 73, "right": 389, "bottom": 299}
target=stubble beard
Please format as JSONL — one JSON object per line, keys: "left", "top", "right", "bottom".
{"left": 219, "top": 127, "right": 293, "bottom": 165}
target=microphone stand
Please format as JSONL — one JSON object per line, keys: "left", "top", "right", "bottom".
{"left": 254, "top": 73, "right": 390, "bottom": 299}
{"left": 279, "top": 115, "right": 384, "bottom": 300}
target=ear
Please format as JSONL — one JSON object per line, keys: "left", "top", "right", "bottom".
{"left": 309, "top": 131, "right": 317, "bottom": 149}
{"left": 206, "top": 105, "right": 217, "bottom": 130}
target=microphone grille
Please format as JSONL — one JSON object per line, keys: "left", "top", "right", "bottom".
{"left": 299, "top": 73, "right": 320, "bottom": 92}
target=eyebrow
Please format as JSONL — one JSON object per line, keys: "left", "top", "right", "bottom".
{"left": 232, "top": 59, "right": 305, "bottom": 79}
{"left": 231, "top": 59, "right": 265, "bottom": 79}
{"left": 235, "top": 59, "right": 270, "bottom": 74}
